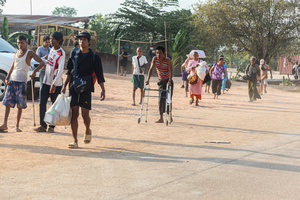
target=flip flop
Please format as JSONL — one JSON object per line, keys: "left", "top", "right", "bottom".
{"left": 0, "top": 129, "right": 8, "bottom": 133}
{"left": 68, "top": 141, "right": 78, "bottom": 149}
{"left": 84, "top": 129, "right": 92, "bottom": 144}
{"left": 16, "top": 127, "right": 22, "bottom": 132}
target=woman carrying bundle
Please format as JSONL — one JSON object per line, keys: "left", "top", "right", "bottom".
{"left": 186, "top": 51, "right": 208, "bottom": 106}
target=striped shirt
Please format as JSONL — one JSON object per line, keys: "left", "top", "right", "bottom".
{"left": 155, "top": 57, "right": 170, "bottom": 81}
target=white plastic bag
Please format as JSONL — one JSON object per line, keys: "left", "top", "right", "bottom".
{"left": 44, "top": 94, "right": 72, "bottom": 126}
{"left": 195, "top": 61, "right": 207, "bottom": 80}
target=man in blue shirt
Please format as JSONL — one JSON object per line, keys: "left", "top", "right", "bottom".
{"left": 36, "top": 35, "right": 51, "bottom": 94}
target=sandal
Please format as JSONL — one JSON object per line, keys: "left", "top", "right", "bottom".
{"left": 68, "top": 141, "right": 78, "bottom": 148}
{"left": 84, "top": 129, "right": 92, "bottom": 144}
{"left": 34, "top": 126, "right": 46, "bottom": 132}
{"left": 16, "top": 127, "right": 22, "bottom": 132}
{"left": 48, "top": 127, "right": 55, "bottom": 133}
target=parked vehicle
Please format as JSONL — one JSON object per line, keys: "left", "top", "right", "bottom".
{"left": 0, "top": 38, "right": 40, "bottom": 101}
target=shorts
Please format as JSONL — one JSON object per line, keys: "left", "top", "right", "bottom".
{"left": 120, "top": 60, "right": 127, "bottom": 69}
{"left": 70, "top": 87, "right": 92, "bottom": 110}
{"left": 133, "top": 75, "right": 144, "bottom": 89}
{"left": 2, "top": 81, "right": 27, "bottom": 109}
{"left": 205, "top": 80, "right": 211, "bottom": 86}
{"left": 182, "top": 69, "right": 187, "bottom": 81}
{"left": 261, "top": 79, "right": 268, "bottom": 85}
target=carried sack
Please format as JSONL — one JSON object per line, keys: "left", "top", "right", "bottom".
{"left": 292, "top": 68, "right": 296, "bottom": 75}
{"left": 137, "top": 56, "right": 145, "bottom": 73}
{"left": 44, "top": 94, "right": 72, "bottom": 126}
{"left": 72, "top": 51, "right": 92, "bottom": 93}
{"left": 189, "top": 75, "right": 198, "bottom": 85}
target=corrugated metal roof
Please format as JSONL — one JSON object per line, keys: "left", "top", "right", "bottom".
{"left": 0, "top": 14, "right": 93, "bottom": 33}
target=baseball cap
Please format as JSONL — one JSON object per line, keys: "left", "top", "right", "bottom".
{"left": 76, "top": 32, "right": 91, "bottom": 41}
{"left": 296, "top": 60, "right": 298, "bottom": 63}
{"left": 260, "top": 59, "right": 265, "bottom": 65}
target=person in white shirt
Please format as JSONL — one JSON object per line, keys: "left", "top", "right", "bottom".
{"left": 132, "top": 47, "right": 149, "bottom": 106}
{"left": 34, "top": 31, "right": 65, "bottom": 133}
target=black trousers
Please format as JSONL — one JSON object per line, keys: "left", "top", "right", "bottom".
{"left": 212, "top": 79, "right": 222, "bottom": 95}
{"left": 158, "top": 80, "right": 173, "bottom": 114}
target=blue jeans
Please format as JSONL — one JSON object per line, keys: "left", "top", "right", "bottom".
{"left": 39, "top": 84, "right": 62, "bottom": 129}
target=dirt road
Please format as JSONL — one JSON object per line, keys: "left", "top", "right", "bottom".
{"left": 1, "top": 74, "right": 300, "bottom": 199}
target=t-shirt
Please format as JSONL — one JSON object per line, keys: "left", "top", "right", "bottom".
{"left": 43, "top": 47, "right": 65, "bottom": 86}
{"left": 120, "top": 51, "right": 128, "bottom": 62}
{"left": 212, "top": 64, "right": 225, "bottom": 80}
{"left": 259, "top": 64, "right": 270, "bottom": 79}
{"left": 36, "top": 45, "right": 51, "bottom": 58}
{"left": 132, "top": 55, "right": 148, "bottom": 75}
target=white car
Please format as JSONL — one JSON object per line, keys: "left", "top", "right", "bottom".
{"left": 0, "top": 38, "right": 40, "bottom": 101}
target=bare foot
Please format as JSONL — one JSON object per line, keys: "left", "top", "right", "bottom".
{"left": 189, "top": 98, "right": 194, "bottom": 105}
{"left": 132, "top": 103, "right": 136, "bottom": 106}
{"left": 155, "top": 119, "right": 164, "bottom": 123}
{"left": 195, "top": 102, "right": 199, "bottom": 106}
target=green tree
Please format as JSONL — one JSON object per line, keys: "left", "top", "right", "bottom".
{"left": 193, "top": 0, "right": 300, "bottom": 63}
{"left": 89, "top": 14, "right": 121, "bottom": 53}
{"left": 52, "top": 6, "right": 77, "bottom": 17}
{"left": 2, "top": 16, "right": 9, "bottom": 41}
{"left": 170, "top": 29, "right": 191, "bottom": 72}
{"left": 0, "top": 0, "right": 6, "bottom": 14}
{"left": 152, "top": 0, "right": 178, "bottom": 7}
{"left": 112, "top": 0, "right": 193, "bottom": 45}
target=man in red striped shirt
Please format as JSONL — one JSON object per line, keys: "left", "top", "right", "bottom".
{"left": 146, "top": 46, "right": 173, "bottom": 123}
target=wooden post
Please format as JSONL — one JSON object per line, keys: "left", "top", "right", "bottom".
{"left": 164, "top": 21, "right": 167, "bottom": 58}
{"left": 117, "top": 38, "right": 121, "bottom": 75}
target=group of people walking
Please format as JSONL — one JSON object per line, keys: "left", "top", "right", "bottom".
{"left": 0, "top": 32, "right": 275, "bottom": 147}
{"left": 0, "top": 32, "right": 106, "bottom": 149}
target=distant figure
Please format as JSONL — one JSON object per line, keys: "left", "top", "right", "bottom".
{"left": 292, "top": 60, "right": 299, "bottom": 79}
{"left": 145, "top": 46, "right": 173, "bottom": 123}
{"left": 119, "top": 47, "right": 128, "bottom": 76}
{"left": 186, "top": 51, "right": 208, "bottom": 106}
{"left": 0, "top": 35, "right": 45, "bottom": 132}
{"left": 132, "top": 47, "right": 149, "bottom": 106}
{"left": 147, "top": 45, "right": 156, "bottom": 63}
{"left": 222, "top": 61, "right": 228, "bottom": 94}
{"left": 205, "top": 64, "right": 212, "bottom": 93}
{"left": 210, "top": 57, "right": 225, "bottom": 100}
{"left": 259, "top": 59, "right": 272, "bottom": 95}
{"left": 72, "top": 42, "right": 79, "bottom": 52}
{"left": 245, "top": 56, "right": 261, "bottom": 102}
{"left": 36, "top": 35, "right": 51, "bottom": 94}
{"left": 181, "top": 55, "right": 190, "bottom": 97}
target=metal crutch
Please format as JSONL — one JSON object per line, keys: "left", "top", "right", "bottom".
{"left": 31, "top": 78, "right": 36, "bottom": 126}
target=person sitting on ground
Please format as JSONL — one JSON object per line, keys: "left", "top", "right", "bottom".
{"left": 0, "top": 35, "right": 45, "bottom": 132}
{"left": 62, "top": 32, "right": 105, "bottom": 149}
{"left": 145, "top": 46, "right": 173, "bottom": 123}
{"left": 132, "top": 47, "right": 149, "bottom": 106}
{"left": 34, "top": 31, "right": 66, "bottom": 133}
{"left": 259, "top": 59, "right": 272, "bottom": 95}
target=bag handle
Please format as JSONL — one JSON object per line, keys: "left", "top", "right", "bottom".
{"left": 74, "top": 50, "right": 79, "bottom": 78}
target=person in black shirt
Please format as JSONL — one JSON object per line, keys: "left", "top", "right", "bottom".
{"left": 119, "top": 47, "right": 128, "bottom": 76}
{"left": 62, "top": 32, "right": 105, "bottom": 148}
